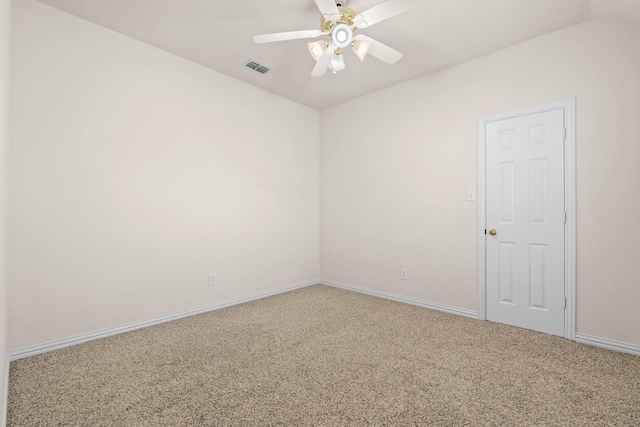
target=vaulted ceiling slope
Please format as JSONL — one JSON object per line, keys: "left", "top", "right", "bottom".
{"left": 37, "top": 0, "right": 640, "bottom": 110}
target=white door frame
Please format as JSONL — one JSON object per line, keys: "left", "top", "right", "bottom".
{"left": 477, "top": 99, "right": 576, "bottom": 340}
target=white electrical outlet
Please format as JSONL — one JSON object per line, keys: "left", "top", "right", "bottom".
{"left": 208, "top": 274, "right": 216, "bottom": 286}
{"left": 401, "top": 268, "right": 408, "bottom": 280}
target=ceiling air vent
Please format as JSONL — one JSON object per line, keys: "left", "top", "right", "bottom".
{"left": 243, "top": 59, "right": 271, "bottom": 75}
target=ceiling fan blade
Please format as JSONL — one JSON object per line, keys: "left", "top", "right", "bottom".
{"left": 314, "top": 0, "right": 341, "bottom": 22}
{"left": 311, "top": 47, "right": 334, "bottom": 77}
{"left": 254, "top": 29, "right": 325, "bottom": 43}
{"left": 353, "top": 0, "right": 424, "bottom": 29}
{"left": 353, "top": 35, "right": 402, "bottom": 64}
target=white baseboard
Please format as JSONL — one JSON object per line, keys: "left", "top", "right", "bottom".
{"left": 319, "top": 279, "right": 479, "bottom": 319}
{"left": 575, "top": 333, "right": 640, "bottom": 356}
{"left": 321, "top": 280, "right": 640, "bottom": 357}
{"left": 8, "top": 279, "right": 319, "bottom": 362}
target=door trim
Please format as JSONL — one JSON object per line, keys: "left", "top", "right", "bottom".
{"left": 477, "top": 99, "right": 576, "bottom": 340}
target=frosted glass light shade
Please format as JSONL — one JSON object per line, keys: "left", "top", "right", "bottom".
{"left": 308, "top": 40, "right": 328, "bottom": 62}
{"left": 329, "top": 53, "right": 346, "bottom": 72}
{"left": 351, "top": 40, "right": 371, "bottom": 61}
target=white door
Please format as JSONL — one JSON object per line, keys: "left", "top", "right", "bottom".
{"left": 485, "top": 108, "right": 565, "bottom": 336}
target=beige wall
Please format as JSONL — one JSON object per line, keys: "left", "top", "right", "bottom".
{"left": 0, "top": 0, "right": 10, "bottom": 418}
{"left": 7, "top": 0, "right": 640, "bottom": 356}
{"left": 320, "top": 19, "right": 640, "bottom": 345}
{"left": 8, "top": 0, "right": 319, "bottom": 349}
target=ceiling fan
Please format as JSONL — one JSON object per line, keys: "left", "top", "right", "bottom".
{"left": 253, "top": 0, "right": 423, "bottom": 76}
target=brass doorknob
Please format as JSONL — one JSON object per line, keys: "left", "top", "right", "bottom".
{"left": 489, "top": 229, "right": 497, "bottom": 236}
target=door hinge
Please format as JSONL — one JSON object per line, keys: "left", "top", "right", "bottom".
{"left": 563, "top": 127, "right": 567, "bottom": 139}
{"left": 564, "top": 212, "right": 567, "bottom": 224}
{"left": 564, "top": 297, "right": 567, "bottom": 309}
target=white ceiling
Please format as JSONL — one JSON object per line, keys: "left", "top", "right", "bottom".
{"left": 37, "top": 0, "right": 640, "bottom": 111}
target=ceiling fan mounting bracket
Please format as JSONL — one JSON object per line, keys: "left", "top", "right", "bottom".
{"left": 320, "top": 6, "right": 357, "bottom": 33}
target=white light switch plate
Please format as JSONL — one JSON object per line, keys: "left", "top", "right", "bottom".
{"left": 466, "top": 189, "right": 476, "bottom": 201}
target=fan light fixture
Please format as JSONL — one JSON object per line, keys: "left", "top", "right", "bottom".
{"left": 312, "top": 22, "right": 353, "bottom": 74}
{"left": 331, "top": 22, "right": 353, "bottom": 48}
{"left": 329, "top": 51, "right": 346, "bottom": 73}
{"left": 308, "top": 40, "right": 329, "bottom": 61}
{"left": 351, "top": 39, "right": 371, "bottom": 61}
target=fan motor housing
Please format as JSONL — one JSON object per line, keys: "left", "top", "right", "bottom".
{"left": 321, "top": 6, "right": 357, "bottom": 33}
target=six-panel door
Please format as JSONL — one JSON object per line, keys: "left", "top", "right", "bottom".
{"left": 486, "top": 109, "right": 565, "bottom": 337}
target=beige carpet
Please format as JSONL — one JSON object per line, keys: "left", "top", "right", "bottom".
{"left": 7, "top": 284, "right": 640, "bottom": 426}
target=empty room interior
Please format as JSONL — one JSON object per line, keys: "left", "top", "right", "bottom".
{"left": 1, "top": 0, "right": 640, "bottom": 425}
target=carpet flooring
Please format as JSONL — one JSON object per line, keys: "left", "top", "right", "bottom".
{"left": 7, "top": 284, "right": 640, "bottom": 426}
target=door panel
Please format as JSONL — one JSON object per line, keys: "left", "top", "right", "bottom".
{"left": 498, "top": 242, "right": 515, "bottom": 304}
{"left": 486, "top": 108, "right": 565, "bottom": 336}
